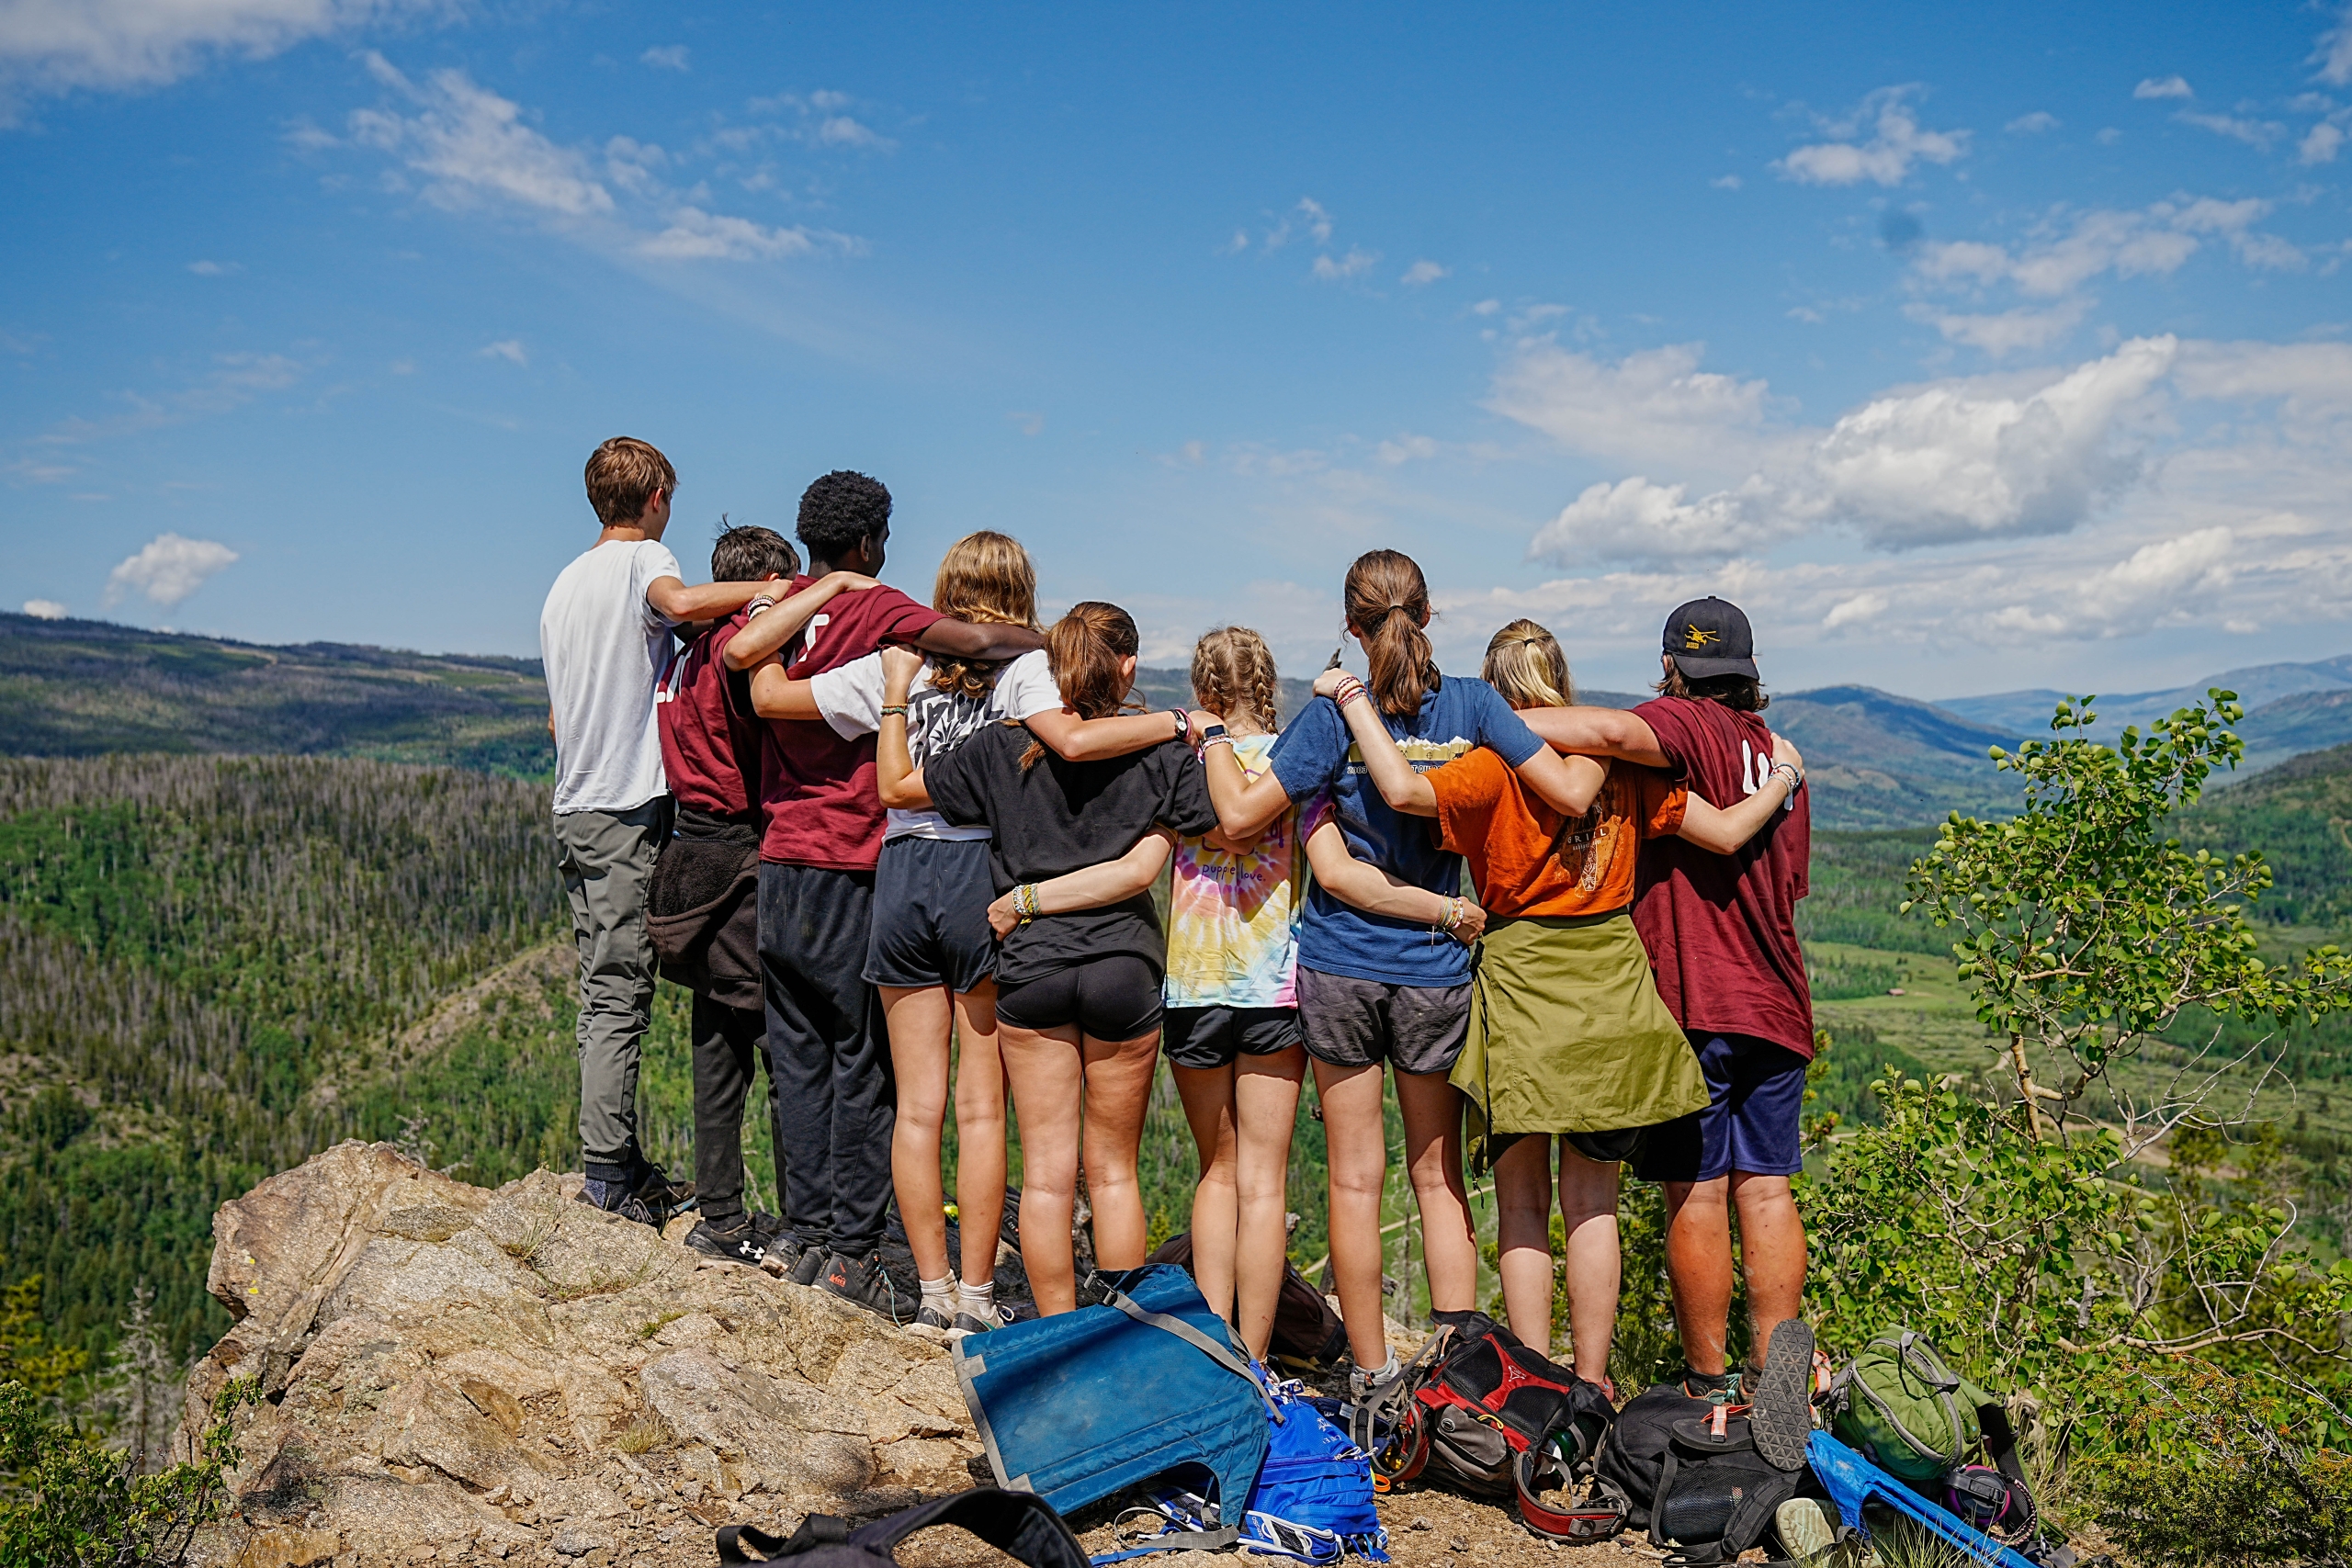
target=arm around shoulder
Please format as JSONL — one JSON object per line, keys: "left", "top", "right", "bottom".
{"left": 1519, "top": 705, "right": 1668, "bottom": 768}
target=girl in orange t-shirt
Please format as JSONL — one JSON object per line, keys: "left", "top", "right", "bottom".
{"left": 1310, "top": 619, "right": 1799, "bottom": 1388}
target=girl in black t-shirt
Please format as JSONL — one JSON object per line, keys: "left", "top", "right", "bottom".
{"left": 919, "top": 603, "right": 1220, "bottom": 1314}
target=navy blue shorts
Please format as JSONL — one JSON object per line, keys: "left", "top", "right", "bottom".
{"left": 1634, "top": 1033, "right": 1809, "bottom": 1183}
{"left": 865, "top": 836, "right": 996, "bottom": 994}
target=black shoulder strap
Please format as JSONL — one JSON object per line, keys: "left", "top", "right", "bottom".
{"left": 718, "top": 1514, "right": 850, "bottom": 1564}
{"left": 1648, "top": 1449, "right": 1679, "bottom": 1550}
{"left": 848, "top": 1489, "right": 1091, "bottom": 1568}
{"left": 1718, "top": 1465, "right": 1801, "bottom": 1556}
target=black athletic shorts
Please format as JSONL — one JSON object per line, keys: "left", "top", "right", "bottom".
{"left": 1161, "top": 1005, "right": 1304, "bottom": 1070}
{"left": 865, "top": 835, "right": 995, "bottom": 994}
{"left": 995, "top": 954, "right": 1163, "bottom": 1040}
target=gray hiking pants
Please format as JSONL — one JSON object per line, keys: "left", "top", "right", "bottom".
{"left": 553, "top": 798, "right": 670, "bottom": 1180}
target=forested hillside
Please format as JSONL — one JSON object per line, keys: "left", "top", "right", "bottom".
{"left": 0, "top": 612, "right": 552, "bottom": 776}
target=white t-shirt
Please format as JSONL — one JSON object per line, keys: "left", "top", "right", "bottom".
{"left": 812, "top": 648, "right": 1061, "bottom": 840}
{"left": 540, "top": 538, "right": 683, "bottom": 814}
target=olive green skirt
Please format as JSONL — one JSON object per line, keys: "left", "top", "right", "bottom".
{"left": 1453, "top": 910, "right": 1710, "bottom": 1172}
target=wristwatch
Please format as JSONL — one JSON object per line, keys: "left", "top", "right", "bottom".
{"left": 1201, "top": 723, "right": 1228, "bottom": 741}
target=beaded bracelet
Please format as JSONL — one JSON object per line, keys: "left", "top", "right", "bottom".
{"left": 1332, "top": 676, "right": 1369, "bottom": 709}
{"left": 1013, "top": 884, "right": 1042, "bottom": 923}
{"left": 880, "top": 704, "right": 910, "bottom": 718}
{"left": 747, "top": 596, "right": 777, "bottom": 615}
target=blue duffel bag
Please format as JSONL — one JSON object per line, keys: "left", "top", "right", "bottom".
{"left": 956, "top": 1265, "right": 1273, "bottom": 1526}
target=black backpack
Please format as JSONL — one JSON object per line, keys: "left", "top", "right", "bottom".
{"left": 717, "top": 1489, "right": 1086, "bottom": 1568}
{"left": 1594, "top": 1381, "right": 1804, "bottom": 1567}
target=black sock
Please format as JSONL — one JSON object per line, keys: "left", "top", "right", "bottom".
{"left": 1683, "top": 1368, "right": 1732, "bottom": 1393}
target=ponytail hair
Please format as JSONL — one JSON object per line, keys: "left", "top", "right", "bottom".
{"left": 1021, "top": 601, "right": 1141, "bottom": 768}
{"left": 930, "top": 531, "right": 1042, "bottom": 699}
{"left": 1480, "top": 618, "right": 1574, "bottom": 711}
{"left": 1190, "top": 626, "right": 1281, "bottom": 732}
{"left": 1342, "top": 549, "right": 1439, "bottom": 718}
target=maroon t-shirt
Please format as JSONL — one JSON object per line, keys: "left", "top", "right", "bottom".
{"left": 759, "top": 579, "right": 944, "bottom": 869}
{"left": 1630, "top": 695, "right": 1814, "bottom": 1059}
{"left": 659, "top": 614, "right": 763, "bottom": 819}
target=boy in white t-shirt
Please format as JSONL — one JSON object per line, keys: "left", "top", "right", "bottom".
{"left": 539, "top": 436, "right": 774, "bottom": 1226}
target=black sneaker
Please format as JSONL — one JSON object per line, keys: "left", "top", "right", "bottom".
{"left": 785, "top": 1239, "right": 829, "bottom": 1287}
{"left": 748, "top": 1212, "right": 788, "bottom": 1245}
{"left": 1748, "top": 1318, "right": 1816, "bottom": 1472}
{"left": 950, "top": 1304, "right": 1016, "bottom": 1339}
{"left": 575, "top": 1178, "right": 663, "bottom": 1227}
{"left": 820, "top": 1251, "right": 905, "bottom": 1323}
{"left": 684, "top": 1219, "right": 765, "bottom": 1265}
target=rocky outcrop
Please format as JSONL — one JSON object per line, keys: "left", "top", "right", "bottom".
{"left": 181, "top": 1143, "right": 983, "bottom": 1568}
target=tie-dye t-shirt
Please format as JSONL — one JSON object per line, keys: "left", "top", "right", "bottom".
{"left": 1163, "top": 732, "right": 1302, "bottom": 1010}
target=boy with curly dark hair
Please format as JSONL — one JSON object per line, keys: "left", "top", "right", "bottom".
{"left": 736, "top": 470, "right": 1047, "bottom": 1317}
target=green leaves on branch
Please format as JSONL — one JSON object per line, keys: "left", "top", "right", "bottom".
{"left": 0, "top": 1374, "right": 258, "bottom": 1568}
{"left": 1901, "top": 690, "right": 2352, "bottom": 1122}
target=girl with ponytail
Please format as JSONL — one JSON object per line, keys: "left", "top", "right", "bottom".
{"left": 1190, "top": 550, "right": 1608, "bottom": 1396}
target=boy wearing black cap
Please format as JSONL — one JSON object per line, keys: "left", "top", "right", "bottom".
{"left": 1515, "top": 596, "right": 1813, "bottom": 1421}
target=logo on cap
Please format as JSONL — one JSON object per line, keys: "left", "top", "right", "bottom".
{"left": 1682, "top": 624, "right": 1719, "bottom": 650}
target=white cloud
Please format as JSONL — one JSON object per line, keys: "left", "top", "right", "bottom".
{"left": 812, "top": 114, "right": 887, "bottom": 148}
{"left": 1711, "top": 174, "right": 1742, "bottom": 189}
{"left": 1823, "top": 591, "right": 1889, "bottom": 630}
{"left": 639, "top": 45, "right": 688, "bottom": 72}
{"left": 479, "top": 338, "right": 526, "bottom": 365}
{"left": 1907, "top": 196, "right": 2290, "bottom": 300}
{"left": 103, "top": 533, "right": 238, "bottom": 608}
{"left": 1375, "top": 434, "right": 1440, "bottom": 466}
{"left": 186, "top": 258, "right": 234, "bottom": 276}
{"left": 1311, "top": 246, "right": 1378, "bottom": 282}
{"left": 1261, "top": 197, "right": 1332, "bottom": 252}
{"left": 1486, "top": 340, "right": 1775, "bottom": 472}
{"left": 1400, "top": 259, "right": 1447, "bottom": 287}
{"left": 1778, "top": 86, "right": 1969, "bottom": 186}
{"left": 1908, "top": 298, "right": 2091, "bottom": 355}
{"left": 2007, "top": 111, "right": 2061, "bottom": 134}
{"left": 0, "top": 0, "right": 449, "bottom": 111}
{"left": 2176, "top": 109, "right": 2285, "bottom": 150}
{"left": 2302, "top": 121, "right": 2346, "bottom": 164}
{"left": 2314, "top": 6, "right": 2352, "bottom": 86}
{"left": 2134, "top": 76, "right": 2194, "bottom": 100}
{"left": 1510, "top": 337, "right": 2181, "bottom": 564}
{"left": 347, "top": 59, "right": 856, "bottom": 265}
{"left": 20, "top": 599, "right": 66, "bottom": 620}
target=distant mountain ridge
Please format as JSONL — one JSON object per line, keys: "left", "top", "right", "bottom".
{"left": 5, "top": 612, "right": 2349, "bottom": 829}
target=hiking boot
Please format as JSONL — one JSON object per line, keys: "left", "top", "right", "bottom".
{"left": 628, "top": 1161, "right": 695, "bottom": 1224}
{"left": 1748, "top": 1318, "right": 1816, "bottom": 1472}
{"left": 575, "top": 1178, "right": 663, "bottom": 1228}
{"left": 820, "top": 1251, "right": 905, "bottom": 1324}
{"left": 950, "top": 1303, "right": 1018, "bottom": 1339}
{"left": 1774, "top": 1498, "right": 1837, "bottom": 1565}
{"left": 684, "top": 1218, "right": 765, "bottom": 1265}
{"left": 786, "top": 1240, "right": 830, "bottom": 1287}
{"left": 748, "top": 1212, "right": 788, "bottom": 1246}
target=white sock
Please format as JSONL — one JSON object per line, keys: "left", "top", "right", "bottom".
{"left": 956, "top": 1279, "right": 996, "bottom": 1319}
{"left": 920, "top": 1275, "right": 956, "bottom": 1319}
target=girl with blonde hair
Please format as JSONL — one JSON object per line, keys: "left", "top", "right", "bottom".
{"left": 1311, "top": 616, "right": 1800, "bottom": 1388}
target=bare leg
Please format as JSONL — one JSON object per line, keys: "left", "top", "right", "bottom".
{"left": 997, "top": 1020, "right": 1085, "bottom": 1314}
{"left": 1396, "top": 1069, "right": 1476, "bottom": 1314}
{"left": 1315, "top": 1058, "right": 1391, "bottom": 1369}
{"left": 1172, "top": 1062, "right": 1240, "bottom": 1322}
{"left": 1232, "top": 1046, "right": 1306, "bottom": 1359}
{"left": 1078, "top": 1029, "right": 1164, "bottom": 1271}
{"left": 1494, "top": 1134, "right": 1556, "bottom": 1349}
{"left": 1557, "top": 1143, "right": 1623, "bottom": 1385}
{"left": 1663, "top": 1177, "right": 1734, "bottom": 1376}
{"left": 1731, "top": 1172, "right": 1806, "bottom": 1363}
{"left": 950, "top": 981, "right": 1006, "bottom": 1289}
{"left": 880, "top": 984, "right": 954, "bottom": 1282}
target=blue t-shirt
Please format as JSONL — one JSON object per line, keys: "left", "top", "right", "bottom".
{"left": 1268, "top": 674, "right": 1544, "bottom": 986}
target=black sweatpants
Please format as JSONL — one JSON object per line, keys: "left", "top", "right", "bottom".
{"left": 691, "top": 995, "right": 783, "bottom": 1231}
{"left": 759, "top": 862, "right": 894, "bottom": 1258}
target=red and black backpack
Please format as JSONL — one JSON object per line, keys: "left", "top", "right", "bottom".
{"left": 1354, "top": 1314, "right": 1623, "bottom": 1542}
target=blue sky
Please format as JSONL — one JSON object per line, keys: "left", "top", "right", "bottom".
{"left": 6, "top": 3, "right": 2351, "bottom": 700}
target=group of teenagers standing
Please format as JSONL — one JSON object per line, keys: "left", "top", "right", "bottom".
{"left": 540, "top": 434, "right": 1815, "bottom": 1404}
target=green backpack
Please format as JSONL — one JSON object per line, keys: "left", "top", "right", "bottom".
{"left": 1825, "top": 1330, "right": 1995, "bottom": 1484}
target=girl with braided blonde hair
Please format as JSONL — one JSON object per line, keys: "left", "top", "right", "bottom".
{"left": 1156, "top": 626, "right": 1305, "bottom": 1358}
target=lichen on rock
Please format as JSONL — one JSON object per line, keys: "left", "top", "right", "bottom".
{"left": 182, "top": 1142, "right": 986, "bottom": 1568}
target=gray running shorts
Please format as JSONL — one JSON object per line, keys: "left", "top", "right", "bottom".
{"left": 1296, "top": 966, "right": 1470, "bottom": 1077}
